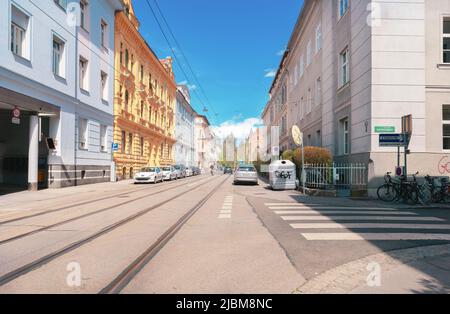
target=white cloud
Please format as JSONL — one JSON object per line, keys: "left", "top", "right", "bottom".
{"left": 264, "top": 69, "right": 277, "bottom": 78}
{"left": 211, "top": 117, "right": 263, "bottom": 142}
{"left": 277, "top": 49, "right": 286, "bottom": 56}
{"left": 177, "top": 81, "right": 197, "bottom": 91}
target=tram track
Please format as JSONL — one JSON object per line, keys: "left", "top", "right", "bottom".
{"left": 0, "top": 175, "right": 214, "bottom": 245}
{"left": 99, "top": 175, "right": 229, "bottom": 294}
{"left": 0, "top": 175, "right": 225, "bottom": 287}
{"left": 0, "top": 175, "right": 205, "bottom": 226}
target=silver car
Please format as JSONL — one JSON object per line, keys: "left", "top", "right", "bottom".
{"left": 234, "top": 165, "right": 258, "bottom": 185}
{"left": 134, "top": 167, "right": 163, "bottom": 184}
{"left": 161, "top": 166, "right": 177, "bottom": 181}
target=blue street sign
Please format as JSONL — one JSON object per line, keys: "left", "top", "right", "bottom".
{"left": 112, "top": 143, "right": 119, "bottom": 152}
{"left": 379, "top": 134, "right": 407, "bottom": 147}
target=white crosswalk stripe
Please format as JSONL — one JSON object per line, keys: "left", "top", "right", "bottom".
{"left": 301, "top": 233, "right": 450, "bottom": 241}
{"left": 281, "top": 216, "right": 444, "bottom": 221}
{"left": 265, "top": 202, "right": 450, "bottom": 241}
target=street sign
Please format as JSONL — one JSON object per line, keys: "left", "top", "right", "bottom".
{"left": 375, "top": 126, "right": 395, "bottom": 133}
{"left": 402, "top": 115, "right": 413, "bottom": 135}
{"left": 395, "top": 166, "right": 404, "bottom": 177}
{"left": 272, "top": 146, "right": 280, "bottom": 156}
{"left": 379, "top": 134, "right": 407, "bottom": 147}
{"left": 112, "top": 143, "right": 119, "bottom": 152}
{"left": 291, "top": 125, "right": 303, "bottom": 147}
{"left": 11, "top": 107, "right": 21, "bottom": 125}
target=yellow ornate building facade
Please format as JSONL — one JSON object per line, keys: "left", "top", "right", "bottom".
{"left": 114, "top": 0, "right": 176, "bottom": 180}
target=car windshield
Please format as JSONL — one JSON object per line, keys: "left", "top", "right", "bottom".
{"left": 174, "top": 166, "right": 181, "bottom": 170}
{"left": 162, "top": 167, "right": 171, "bottom": 171}
{"left": 238, "top": 167, "right": 256, "bottom": 172}
{"left": 141, "top": 167, "right": 156, "bottom": 173}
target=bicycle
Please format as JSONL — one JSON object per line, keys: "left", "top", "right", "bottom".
{"left": 377, "top": 172, "right": 399, "bottom": 202}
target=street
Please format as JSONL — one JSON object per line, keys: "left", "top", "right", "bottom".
{"left": 0, "top": 174, "right": 449, "bottom": 294}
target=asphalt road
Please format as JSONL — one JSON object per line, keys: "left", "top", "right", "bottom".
{"left": 0, "top": 174, "right": 449, "bottom": 293}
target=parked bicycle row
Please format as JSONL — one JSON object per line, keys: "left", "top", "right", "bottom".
{"left": 134, "top": 165, "right": 203, "bottom": 184}
{"left": 377, "top": 172, "right": 450, "bottom": 205}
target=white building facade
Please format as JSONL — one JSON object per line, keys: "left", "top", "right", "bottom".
{"left": 0, "top": 0, "right": 123, "bottom": 191}
{"left": 263, "top": 0, "right": 450, "bottom": 194}
{"left": 174, "top": 85, "right": 196, "bottom": 167}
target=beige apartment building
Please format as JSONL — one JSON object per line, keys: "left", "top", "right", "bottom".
{"left": 262, "top": 0, "right": 450, "bottom": 193}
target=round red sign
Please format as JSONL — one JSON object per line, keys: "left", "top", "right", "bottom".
{"left": 12, "top": 108, "right": 21, "bottom": 118}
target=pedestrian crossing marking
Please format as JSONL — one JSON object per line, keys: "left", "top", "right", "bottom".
{"left": 218, "top": 214, "right": 231, "bottom": 219}
{"left": 220, "top": 210, "right": 232, "bottom": 214}
{"left": 290, "top": 223, "right": 450, "bottom": 230}
{"left": 301, "top": 233, "right": 450, "bottom": 241}
{"left": 274, "top": 210, "right": 417, "bottom": 215}
{"left": 281, "top": 216, "right": 444, "bottom": 222}
{"left": 269, "top": 206, "right": 397, "bottom": 211}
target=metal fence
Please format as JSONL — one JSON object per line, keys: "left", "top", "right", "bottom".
{"left": 301, "top": 163, "right": 368, "bottom": 190}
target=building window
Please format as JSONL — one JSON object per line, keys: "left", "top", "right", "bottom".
{"left": 140, "top": 137, "right": 144, "bottom": 156}
{"left": 124, "top": 90, "right": 129, "bottom": 111}
{"left": 341, "top": 118, "right": 349, "bottom": 155}
{"left": 307, "top": 40, "right": 312, "bottom": 66}
{"left": 340, "top": 48, "right": 349, "bottom": 87}
{"left": 128, "top": 133, "right": 133, "bottom": 154}
{"left": 140, "top": 65, "right": 144, "bottom": 82}
{"left": 80, "top": 0, "right": 88, "bottom": 31}
{"left": 121, "top": 130, "right": 126, "bottom": 153}
{"left": 101, "top": 20, "right": 107, "bottom": 48}
{"left": 79, "top": 118, "right": 88, "bottom": 150}
{"left": 316, "top": 130, "right": 322, "bottom": 147}
{"left": 339, "top": 0, "right": 349, "bottom": 19}
{"left": 10, "top": 5, "right": 30, "bottom": 60}
{"left": 101, "top": 71, "right": 108, "bottom": 101}
{"left": 125, "top": 49, "right": 129, "bottom": 69}
{"left": 299, "top": 54, "right": 304, "bottom": 77}
{"left": 443, "top": 105, "right": 450, "bottom": 150}
{"left": 307, "top": 88, "right": 312, "bottom": 114}
{"left": 140, "top": 101, "right": 144, "bottom": 118}
{"left": 444, "top": 17, "right": 450, "bottom": 64}
{"left": 100, "top": 125, "right": 107, "bottom": 152}
{"left": 79, "top": 57, "right": 88, "bottom": 91}
{"left": 316, "top": 24, "right": 322, "bottom": 53}
{"left": 315, "top": 77, "right": 322, "bottom": 106}
{"left": 281, "top": 84, "right": 287, "bottom": 105}
{"left": 52, "top": 36, "right": 65, "bottom": 78}
{"left": 281, "top": 116, "right": 287, "bottom": 135}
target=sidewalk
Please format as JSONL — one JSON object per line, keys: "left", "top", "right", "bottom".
{"left": 295, "top": 244, "right": 450, "bottom": 294}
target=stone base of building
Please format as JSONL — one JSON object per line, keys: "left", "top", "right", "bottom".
{"left": 48, "top": 164, "right": 111, "bottom": 189}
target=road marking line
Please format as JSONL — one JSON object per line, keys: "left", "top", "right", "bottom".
{"left": 265, "top": 203, "right": 323, "bottom": 206}
{"left": 220, "top": 210, "right": 232, "bottom": 214}
{"left": 290, "top": 223, "right": 450, "bottom": 230}
{"left": 222, "top": 206, "right": 233, "bottom": 210}
{"left": 274, "top": 210, "right": 417, "bottom": 216}
{"left": 269, "top": 206, "right": 397, "bottom": 211}
{"left": 281, "top": 216, "right": 444, "bottom": 222}
{"left": 301, "top": 233, "right": 450, "bottom": 241}
{"left": 218, "top": 214, "right": 231, "bottom": 219}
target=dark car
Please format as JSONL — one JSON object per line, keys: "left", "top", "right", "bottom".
{"left": 224, "top": 167, "right": 233, "bottom": 174}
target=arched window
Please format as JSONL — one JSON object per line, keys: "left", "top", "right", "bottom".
{"left": 125, "top": 49, "right": 129, "bottom": 68}
{"left": 124, "top": 90, "right": 129, "bottom": 111}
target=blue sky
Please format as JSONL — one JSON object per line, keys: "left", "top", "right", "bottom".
{"left": 133, "top": 0, "right": 304, "bottom": 137}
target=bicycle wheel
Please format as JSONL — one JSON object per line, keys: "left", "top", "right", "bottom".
{"left": 377, "top": 184, "right": 397, "bottom": 202}
{"left": 418, "top": 186, "right": 432, "bottom": 206}
{"left": 406, "top": 187, "right": 419, "bottom": 205}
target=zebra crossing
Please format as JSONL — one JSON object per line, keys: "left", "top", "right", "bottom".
{"left": 265, "top": 202, "right": 450, "bottom": 241}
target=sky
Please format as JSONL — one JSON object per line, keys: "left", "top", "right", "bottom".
{"left": 133, "top": 0, "right": 304, "bottom": 140}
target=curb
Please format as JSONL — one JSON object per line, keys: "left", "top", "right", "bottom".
{"left": 293, "top": 244, "right": 450, "bottom": 294}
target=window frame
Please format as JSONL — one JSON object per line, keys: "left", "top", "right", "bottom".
{"left": 341, "top": 117, "right": 350, "bottom": 155}
{"left": 100, "top": 71, "right": 108, "bottom": 101}
{"left": 340, "top": 48, "right": 350, "bottom": 87}
{"left": 78, "top": 118, "right": 89, "bottom": 150}
{"left": 79, "top": 56, "right": 89, "bottom": 91}
{"left": 339, "top": 0, "right": 349, "bottom": 20}
{"left": 443, "top": 105, "right": 450, "bottom": 151}
{"left": 52, "top": 34, "right": 66, "bottom": 78}
{"left": 101, "top": 19, "right": 108, "bottom": 49}
{"left": 316, "top": 24, "right": 322, "bottom": 53}
{"left": 80, "top": 0, "right": 89, "bottom": 32}
{"left": 10, "top": 4, "right": 31, "bottom": 60}
{"left": 100, "top": 125, "right": 108, "bottom": 153}
{"left": 443, "top": 16, "right": 450, "bottom": 64}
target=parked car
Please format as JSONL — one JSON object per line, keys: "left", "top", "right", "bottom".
{"left": 234, "top": 165, "right": 258, "bottom": 185}
{"left": 224, "top": 167, "right": 233, "bottom": 174}
{"left": 173, "top": 165, "right": 186, "bottom": 179}
{"left": 192, "top": 167, "right": 201, "bottom": 176}
{"left": 161, "top": 166, "right": 177, "bottom": 181}
{"left": 185, "top": 167, "right": 194, "bottom": 177}
{"left": 134, "top": 167, "right": 163, "bottom": 184}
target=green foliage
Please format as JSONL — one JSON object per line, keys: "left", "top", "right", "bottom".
{"left": 281, "top": 150, "right": 294, "bottom": 162}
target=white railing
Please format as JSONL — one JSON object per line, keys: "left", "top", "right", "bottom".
{"left": 301, "top": 163, "right": 368, "bottom": 190}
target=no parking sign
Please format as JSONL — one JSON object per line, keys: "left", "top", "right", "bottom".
{"left": 11, "top": 107, "right": 21, "bottom": 125}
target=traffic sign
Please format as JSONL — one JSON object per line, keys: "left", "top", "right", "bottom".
{"left": 12, "top": 107, "right": 21, "bottom": 118}
{"left": 379, "top": 134, "right": 407, "bottom": 147}
{"left": 291, "top": 125, "right": 303, "bottom": 147}
{"left": 112, "top": 143, "right": 119, "bottom": 152}
{"left": 272, "top": 146, "right": 280, "bottom": 156}
{"left": 375, "top": 126, "right": 395, "bottom": 133}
